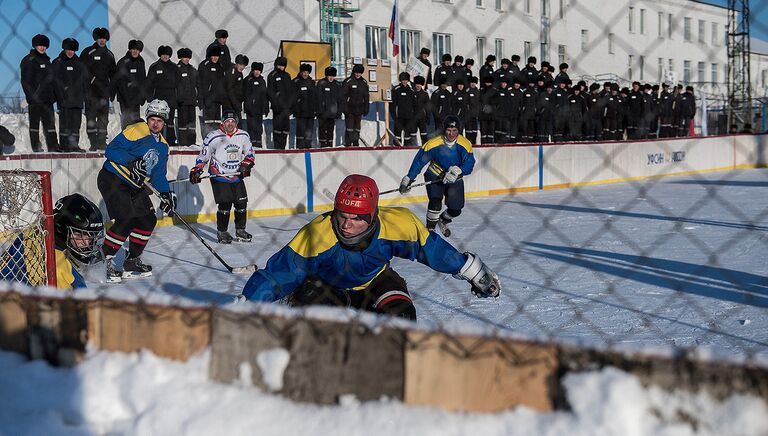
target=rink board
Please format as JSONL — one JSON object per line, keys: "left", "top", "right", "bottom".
{"left": 0, "top": 134, "right": 762, "bottom": 226}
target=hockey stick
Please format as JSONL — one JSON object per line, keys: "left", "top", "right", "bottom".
{"left": 169, "top": 171, "right": 242, "bottom": 184}
{"left": 320, "top": 176, "right": 464, "bottom": 201}
{"left": 145, "top": 182, "right": 258, "bottom": 274}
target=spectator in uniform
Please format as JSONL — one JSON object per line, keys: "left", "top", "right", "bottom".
{"left": 390, "top": 72, "right": 417, "bottom": 146}
{"left": 80, "top": 27, "right": 115, "bottom": 150}
{"left": 315, "top": 66, "right": 342, "bottom": 148}
{"left": 243, "top": 62, "right": 270, "bottom": 148}
{"left": 413, "top": 75, "right": 431, "bottom": 145}
{"left": 197, "top": 45, "right": 226, "bottom": 138}
{"left": 175, "top": 48, "right": 198, "bottom": 146}
{"left": 341, "top": 64, "right": 368, "bottom": 147}
{"left": 267, "top": 56, "right": 294, "bottom": 149}
{"left": 20, "top": 33, "right": 58, "bottom": 152}
{"left": 206, "top": 29, "right": 231, "bottom": 70}
{"left": 52, "top": 38, "right": 88, "bottom": 152}
{"left": 145, "top": 45, "right": 178, "bottom": 146}
{"left": 293, "top": 63, "right": 317, "bottom": 149}
{"left": 112, "top": 39, "right": 146, "bottom": 129}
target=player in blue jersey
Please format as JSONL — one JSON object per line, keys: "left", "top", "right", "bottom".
{"left": 240, "top": 174, "right": 500, "bottom": 320}
{"left": 399, "top": 115, "right": 475, "bottom": 237}
{"left": 53, "top": 194, "right": 104, "bottom": 289}
{"left": 97, "top": 99, "right": 176, "bottom": 283}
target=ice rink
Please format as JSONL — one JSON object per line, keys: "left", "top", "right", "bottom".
{"left": 93, "top": 168, "right": 768, "bottom": 361}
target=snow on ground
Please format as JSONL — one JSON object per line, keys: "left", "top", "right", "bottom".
{"left": 76, "top": 168, "right": 768, "bottom": 362}
{"left": 0, "top": 348, "right": 765, "bottom": 436}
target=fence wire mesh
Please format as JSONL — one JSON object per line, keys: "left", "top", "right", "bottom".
{"left": 0, "top": 0, "right": 767, "bottom": 375}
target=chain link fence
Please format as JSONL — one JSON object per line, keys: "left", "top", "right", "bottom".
{"left": 0, "top": 0, "right": 767, "bottom": 413}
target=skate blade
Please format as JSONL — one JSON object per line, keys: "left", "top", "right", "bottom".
{"left": 122, "top": 271, "right": 153, "bottom": 279}
{"left": 234, "top": 237, "right": 253, "bottom": 243}
{"left": 106, "top": 276, "right": 123, "bottom": 284}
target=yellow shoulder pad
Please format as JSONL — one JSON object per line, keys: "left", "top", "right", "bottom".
{"left": 457, "top": 135, "right": 473, "bottom": 153}
{"left": 55, "top": 249, "right": 75, "bottom": 290}
{"left": 422, "top": 136, "right": 444, "bottom": 152}
{"left": 123, "top": 122, "right": 150, "bottom": 141}
{"left": 288, "top": 214, "right": 338, "bottom": 258}
{"left": 378, "top": 207, "right": 430, "bottom": 245}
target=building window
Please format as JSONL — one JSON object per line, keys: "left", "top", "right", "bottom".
{"left": 608, "top": 33, "right": 614, "bottom": 54}
{"left": 698, "top": 20, "right": 705, "bottom": 43}
{"left": 541, "top": 42, "right": 548, "bottom": 62}
{"left": 495, "top": 0, "right": 502, "bottom": 10}
{"left": 558, "top": 45, "right": 566, "bottom": 64}
{"left": 524, "top": 0, "right": 531, "bottom": 14}
{"left": 711, "top": 22, "right": 718, "bottom": 46}
{"left": 658, "top": 12, "right": 664, "bottom": 37}
{"left": 639, "top": 55, "right": 645, "bottom": 80}
{"left": 711, "top": 63, "right": 718, "bottom": 83}
{"left": 495, "top": 39, "right": 504, "bottom": 62}
{"left": 763, "top": 69, "right": 768, "bottom": 88}
{"left": 330, "top": 22, "right": 352, "bottom": 61}
{"left": 432, "top": 32, "right": 452, "bottom": 65}
{"left": 476, "top": 0, "right": 483, "bottom": 6}
{"left": 697, "top": 61, "right": 705, "bottom": 82}
{"left": 365, "top": 26, "right": 388, "bottom": 59}
{"left": 628, "top": 6, "right": 634, "bottom": 33}
{"left": 524, "top": 41, "right": 532, "bottom": 59}
{"left": 658, "top": 57, "right": 664, "bottom": 81}
{"left": 684, "top": 17, "right": 692, "bottom": 42}
{"left": 581, "top": 29, "right": 588, "bottom": 51}
{"left": 669, "top": 58, "right": 674, "bottom": 73}
{"left": 559, "top": 0, "right": 565, "bottom": 18}
{"left": 628, "top": 54, "right": 634, "bottom": 80}
{"left": 683, "top": 60, "right": 691, "bottom": 82}
{"left": 640, "top": 9, "right": 646, "bottom": 34}
{"left": 668, "top": 14, "right": 674, "bottom": 39}
{"left": 476, "top": 37, "right": 486, "bottom": 61}
{"left": 400, "top": 29, "right": 421, "bottom": 63}
{"left": 541, "top": 0, "right": 550, "bottom": 17}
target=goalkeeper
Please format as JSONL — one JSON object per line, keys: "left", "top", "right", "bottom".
{"left": 53, "top": 194, "right": 104, "bottom": 289}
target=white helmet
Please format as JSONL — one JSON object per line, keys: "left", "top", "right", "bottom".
{"left": 145, "top": 99, "right": 170, "bottom": 120}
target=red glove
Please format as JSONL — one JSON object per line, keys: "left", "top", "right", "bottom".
{"left": 189, "top": 167, "right": 203, "bottom": 184}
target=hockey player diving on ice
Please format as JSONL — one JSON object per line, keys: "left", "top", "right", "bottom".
{"left": 239, "top": 174, "right": 501, "bottom": 320}
{"left": 399, "top": 115, "right": 475, "bottom": 237}
{"left": 189, "top": 108, "right": 255, "bottom": 244}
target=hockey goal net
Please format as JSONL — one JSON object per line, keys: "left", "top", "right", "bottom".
{"left": 0, "top": 170, "right": 56, "bottom": 287}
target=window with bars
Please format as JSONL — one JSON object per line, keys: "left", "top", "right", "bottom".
{"left": 400, "top": 29, "right": 421, "bottom": 64}
{"left": 365, "top": 26, "right": 388, "bottom": 59}
{"left": 432, "top": 32, "right": 453, "bottom": 65}
{"left": 476, "top": 0, "right": 483, "bottom": 6}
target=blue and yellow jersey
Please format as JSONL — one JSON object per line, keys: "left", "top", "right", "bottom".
{"left": 103, "top": 121, "right": 171, "bottom": 192}
{"left": 242, "top": 207, "right": 468, "bottom": 302}
{"left": 406, "top": 134, "right": 476, "bottom": 181}
{"left": 55, "top": 249, "right": 86, "bottom": 290}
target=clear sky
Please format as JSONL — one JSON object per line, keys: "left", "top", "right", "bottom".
{"left": 0, "top": 0, "right": 765, "bottom": 97}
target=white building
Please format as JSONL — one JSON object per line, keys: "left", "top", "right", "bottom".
{"left": 109, "top": 0, "right": 730, "bottom": 86}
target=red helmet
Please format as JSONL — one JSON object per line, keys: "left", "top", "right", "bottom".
{"left": 334, "top": 174, "right": 379, "bottom": 217}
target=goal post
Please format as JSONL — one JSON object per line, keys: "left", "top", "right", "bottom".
{"left": 0, "top": 170, "right": 57, "bottom": 288}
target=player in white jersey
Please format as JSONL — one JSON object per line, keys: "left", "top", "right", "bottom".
{"left": 189, "top": 109, "right": 255, "bottom": 243}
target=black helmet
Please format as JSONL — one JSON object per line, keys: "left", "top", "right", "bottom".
{"left": 442, "top": 115, "right": 462, "bottom": 132}
{"left": 53, "top": 194, "right": 104, "bottom": 265}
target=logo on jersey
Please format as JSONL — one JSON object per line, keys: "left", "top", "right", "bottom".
{"left": 143, "top": 149, "right": 160, "bottom": 174}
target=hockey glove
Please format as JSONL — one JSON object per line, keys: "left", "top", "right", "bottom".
{"left": 454, "top": 252, "right": 501, "bottom": 298}
{"left": 240, "top": 160, "right": 254, "bottom": 178}
{"left": 442, "top": 166, "right": 462, "bottom": 184}
{"left": 159, "top": 191, "right": 177, "bottom": 216}
{"left": 189, "top": 167, "right": 203, "bottom": 184}
{"left": 129, "top": 157, "right": 149, "bottom": 182}
{"left": 399, "top": 176, "right": 413, "bottom": 194}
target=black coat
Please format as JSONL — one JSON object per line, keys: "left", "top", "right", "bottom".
{"left": 293, "top": 76, "right": 316, "bottom": 118}
{"left": 197, "top": 59, "right": 225, "bottom": 107}
{"left": 205, "top": 41, "right": 231, "bottom": 70}
{"left": 315, "top": 78, "right": 342, "bottom": 119}
{"left": 492, "top": 67, "right": 514, "bottom": 89}
{"left": 225, "top": 66, "right": 245, "bottom": 109}
{"left": 243, "top": 74, "right": 269, "bottom": 116}
{"left": 536, "top": 90, "right": 556, "bottom": 119}
{"left": 20, "top": 49, "right": 55, "bottom": 104}
{"left": 519, "top": 87, "right": 537, "bottom": 120}
{"left": 479, "top": 63, "right": 495, "bottom": 83}
{"left": 415, "top": 88, "right": 431, "bottom": 121}
{"left": 679, "top": 92, "right": 696, "bottom": 119}
{"left": 80, "top": 43, "right": 116, "bottom": 98}
{"left": 479, "top": 86, "right": 498, "bottom": 121}
{"left": 659, "top": 91, "right": 674, "bottom": 118}
{"left": 146, "top": 59, "right": 178, "bottom": 107}
{"left": 390, "top": 83, "right": 416, "bottom": 119}
{"left": 430, "top": 88, "right": 453, "bottom": 120}
{"left": 626, "top": 91, "right": 644, "bottom": 119}
{"left": 451, "top": 89, "right": 470, "bottom": 121}
{"left": 341, "top": 76, "right": 369, "bottom": 116}
{"left": 176, "top": 62, "right": 198, "bottom": 106}
{"left": 113, "top": 52, "right": 146, "bottom": 106}
{"left": 466, "top": 87, "right": 481, "bottom": 118}
{"left": 52, "top": 51, "right": 89, "bottom": 109}
{"left": 586, "top": 93, "right": 606, "bottom": 120}
{"left": 419, "top": 57, "right": 433, "bottom": 85}
{"left": 565, "top": 93, "right": 587, "bottom": 119}
{"left": 267, "top": 68, "right": 294, "bottom": 112}
{"left": 433, "top": 64, "right": 454, "bottom": 87}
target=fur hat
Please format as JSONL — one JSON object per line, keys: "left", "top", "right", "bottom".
{"left": 206, "top": 45, "right": 220, "bottom": 58}
{"left": 465, "top": 58, "right": 475, "bottom": 66}
{"left": 251, "top": 62, "right": 264, "bottom": 71}
{"left": 299, "top": 63, "right": 312, "bottom": 73}
{"left": 32, "top": 34, "right": 49, "bottom": 48}
{"left": 559, "top": 62, "right": 569, "bottom": 70}
{"left": 501, "top": 58, "right": 511, "bottom": 65}
{"left": 527, "top": 56, "right": 537, "bottom": 64}
{"left": 454, "top": 55, "right": 464, "bottom": 63}
{"left": 274, "top": 56, "right": 287, "bottom": 67}
{"left": 441, "top": 53, "right": 452, "bottom": 62}
{"left": 177, "top": 47, "right": 192, "bottom": 59}
{"left": 92, "top": 27, "right": 110, "bottom": 41}
{"left": 157, "top": 45, "right": 172, "bottom": 57}
{"left": 485, "top": 54, "right": 496, "bottom": 62}
{"left": 469, "top": 76, "right": 479, "bottom": 84}
{"left": 215, "top": 29, "right": 228, "bottom": 39}
{"left": 399, "top": 71, "right": 410, "bottom": 81}
{"left": 325, "top": 66, "right": 337, "bottom": 76}
{"left": 62, "top": 38, "right": 79, "bottom": 51}
{"left": 128, "top": 39, "right": 143, "bottom": 51}
{"left": 414, "top": 75, "right": 426, "bottom": 86}
{"left": 420, "top": 47, "right": 430, "bottom": 55}
{"left": 352, "top": 64, "right": 364, "bottom": 74}
{"left": 511, "top": 54, "right": 521, "bottom": 61}
{"left": 235, "top": 54, "right": 249, "bottom": 65}
{"left": 685, "top": 85, "right": 694, "bottom": 91}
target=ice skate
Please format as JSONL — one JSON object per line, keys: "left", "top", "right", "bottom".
{"left": 217, "top": 230, "right": 233, "bottom": 244}
{"left": 122, "top": 256, "right": 153, "bottom": 279}
{"left": 234, "top": 228, "right": 252, "bottom": 243}
{"left": 105, "top": 256, "right": 122, "bottom": 283}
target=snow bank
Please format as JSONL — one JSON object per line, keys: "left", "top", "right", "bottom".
{"left": 0, "top": 349, "right": 765, "bottom": 436}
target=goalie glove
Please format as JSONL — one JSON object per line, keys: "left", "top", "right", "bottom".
{"left": 399, "top": 176, "right": 413, "bottom": 194}
{"left": 189, "top": 167, "right": 203, "bottom": 184}
{"left": 159, "top": 191, "right": 177, "bottom": 216}
{"left": 454, "top": 252, "right": 501, "bottom": 298}
{"left": 442, "top": 166, "right": 462, "bottom": 184}
{"left": 239, "top": 160, "right": 254, "bottom": 178}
